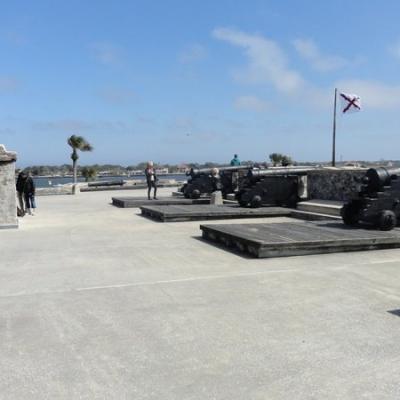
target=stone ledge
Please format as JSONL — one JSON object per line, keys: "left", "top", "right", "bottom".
{"left": 0, "top": 144, "right": 17, "bottom": 162}
{"left": 0, "top": 223, "right": 18, "bottom": 229}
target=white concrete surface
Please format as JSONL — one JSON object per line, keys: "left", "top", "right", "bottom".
{"left": 1, "top": 187, "right": 400, "bottom": 399}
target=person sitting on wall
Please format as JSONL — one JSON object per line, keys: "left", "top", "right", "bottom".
{"left": 230, "top": 154, "right": 241, "bottom": 166}
{"left": 210, "top": 167, "right": 223, "bottom": 205}
{"left": 145, "top": 161, "right": 158, "bottom": 200}
{"left": 210, "top": 168, "right": 222, "bottom": 192}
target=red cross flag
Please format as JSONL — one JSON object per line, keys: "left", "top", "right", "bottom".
{"left": 339, "top": 92, "right": 361, "bottom": 114}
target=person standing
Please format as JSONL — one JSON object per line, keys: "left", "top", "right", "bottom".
{"left": 230, "top": 154, "right": 241, "bottom": 166}
{"left": 210, "top": 168, "right": 223, "bottom": 205}
{"left": 230, "top": 154, "right": 241, "bottom": 192}
{"left": 16, "top": 171, "right": 27, "bottom": 214}
{"left": 145, "top": 161, "right": 158, "bottom": 200}
{"left": 23, "top": 172, "right": 36, "bottom": 215}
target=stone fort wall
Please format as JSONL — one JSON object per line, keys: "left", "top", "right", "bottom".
{"left": 307, "top": 168, "right": 366, "bottom": 201}
{"left": 0, "top": 145, "right": 18, "bottom": 229}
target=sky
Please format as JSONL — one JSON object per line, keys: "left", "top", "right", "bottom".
{"left": 2, "top": 0, "right": 400, "bottom": 167}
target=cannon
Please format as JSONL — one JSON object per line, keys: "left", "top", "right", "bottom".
{"left": 341, "top": 167, "right": 400, "bottom": 230}
{"left": 88, "top": 179, "right": 125, "bottom": 187}
{"left": 180, "top": 165, "right": 250, "bottom": 199}
{"left": 236, "top": 167, "right": 312, "bottom": 208}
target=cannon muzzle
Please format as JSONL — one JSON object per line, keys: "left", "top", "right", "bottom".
{"left": 364, "top": 167, "right": 400, "bottom": 192}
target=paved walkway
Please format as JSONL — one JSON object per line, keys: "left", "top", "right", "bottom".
{"left": 1, "top": 188, "right": 400, "bottom": 399}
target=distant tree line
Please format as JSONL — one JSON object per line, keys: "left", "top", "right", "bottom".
{"left": 269, "top": 153, "right": 293, "bottom": 167}
{"left": 17, "top": 129, "right": 396, "bottom": 179}
{"left": 28, "top": 152, "right": 398, "bottom": 177}
{"left": 17, "top": 161, "right": 257, "bottom": 176}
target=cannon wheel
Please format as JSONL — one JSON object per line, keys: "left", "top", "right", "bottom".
{"left": 190, "top": 189, "right": 201, "bottom": 199}
{"left": 236, "top": 191, "right": 249, "bottom": 207}
{"left": 250, "top": 195, "right": 262, "bottom": 208}
{"left": 285, "top": 194, "right": 299, "bottom": 208}
{"left": 378, "top": 210, "right": 397, "bottom": 231}
{"left": 341, "top": 203, "right": 360, "bottom": 226}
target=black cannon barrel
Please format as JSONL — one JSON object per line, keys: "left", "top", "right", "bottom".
{"left": 188, "top": 165, "right": 251, "bottom": 176}
{"left": 247, "top": 167, "right": 316, "bottom": 178}
{"left": 88, "top": 179, "right": 125, "bottom": 187}
{"left": 364, "top": 167, "right": 400, "bottom": 192}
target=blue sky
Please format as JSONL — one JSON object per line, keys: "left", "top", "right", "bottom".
{"left": 2, "top": 0, "right": 400, "bottom": 166}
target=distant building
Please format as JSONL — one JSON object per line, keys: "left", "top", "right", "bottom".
{"left": 344, "top": 162, "right": 361, "bottom": 168}
{"left": 176, "top": 164, "right": 189, "bottom": 173}
{"left": 129, "top": 170, "right": 144, "bottom": 176}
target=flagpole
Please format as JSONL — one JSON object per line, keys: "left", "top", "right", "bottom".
{"left": 332, "top": 88, "right": 337, "bottom": 167}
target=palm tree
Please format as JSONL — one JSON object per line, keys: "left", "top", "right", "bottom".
{"left": 269, "top": 153, "right": 283, "bottom": 166}
{"left": 67, "top": 135, "right": 93, "bottom": 190}
{"left": 81, "top": 166, "right": 98, "bottom": 182}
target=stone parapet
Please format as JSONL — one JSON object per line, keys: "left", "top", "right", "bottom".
{"left": 0, "top": 144, "right": 17, "bottom": 162}
{"left": 307, "top": 168, "right": 366, "bottom": 201}
{"left": 0, "top": 144, "right": 18, "bottom": 229}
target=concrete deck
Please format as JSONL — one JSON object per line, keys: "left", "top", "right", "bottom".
{"left": 1, "top": 187, "right": 400, "bottom": 399}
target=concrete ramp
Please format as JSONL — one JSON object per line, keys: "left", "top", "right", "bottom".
{"left": 140, "top": 204, "right": 291, "bottom": 222}
{"left": 200, "top": 221, "right": 400, "bottom": 258}
{"left": 112, "top": 196, "right": 209, "bottom": 208}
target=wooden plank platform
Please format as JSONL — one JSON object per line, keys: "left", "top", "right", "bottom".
{"left": 112, "top": 196, "right": 210, "bottom": 208}
{"left": 200, "top": 221, "right": 400, "bottom": 258}
{"left": 140, "top": 204, "right": 291, "bottom": 222}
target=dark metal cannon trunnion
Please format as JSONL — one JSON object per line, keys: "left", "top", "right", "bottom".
{"left": 112, "top": 196, "right": 210, "bottom": 208}
{"left": 140, "top": 204, "right": 291, "bottom": 222}
{"left": 341, "top": 167, "right": 400, "bottom": 231}
{"left": 236, "top": 168, "right": 311, "bottom": 208}
{"left": 200, "top": 221, "right": 400, "bottom": 258}
{"left": 180, "top": 165, "right": 250, "bottom": 199}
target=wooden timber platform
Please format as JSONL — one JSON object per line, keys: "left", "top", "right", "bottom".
{"left": 200, "top": 221, "right": 400, "bottom": 258}
{"left": 112, "top": 196, "right": 210, "bottom": 208}
{"left": 140, "top": 204, "right": 291, "bottom": 222}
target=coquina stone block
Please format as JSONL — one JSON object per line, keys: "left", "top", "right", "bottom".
{"left": 307, "top": 169, "right": 366, "bottom": 201}
{"left": 0, "top": 144, "right": 18, "bottom": 229}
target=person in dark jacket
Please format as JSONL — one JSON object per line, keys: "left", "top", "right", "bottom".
{"left": 16, "top": 171, "right": 27, "bottom": 213}
{"left": 23, "top": 172, "right": 36, "bottom": 215}
{"left": 145, "top": 161, "right": 157, "bottom": 200}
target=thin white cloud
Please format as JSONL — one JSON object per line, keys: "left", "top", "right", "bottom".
{"left": 164, "top": 129, "right": 229, "bottom": 145}
{"left": 90, "top": 42, "right": 122, "bottom": 66}
{"left": 388, "top": 39, "right": 400, "bottom": 60}
{"left": 336, "top": 79, "right": 400, "bottom": 110}
{"left": 213, "top": 27, "right": 400, "bottom": 112}
{"left": 31, "top": 119, "right": 128, "bottom": 132}
{"left": 179, "top": 44, "right": 207, "bottom": 63}
{"left": 234, "top": 95, "right": 271, "bottom": 112}
{"left": 4, "top": 31, "right": 28, "bottom": 46}
{"left": 0, "top": 127, "right": 16, "bottom": 136}
{"left": 169, "top": 117, "right": 195, "bottom": 131}
{"left": 97, "top": 87, "right": 135, "bottom": 105}
{"left": 0, "top": 76, "right": 19, "bottom": 93}
{"left": 212, "top": 27, "right": 305, "bottom": 94}
{"left": 292, "top": 38, "right": 348, "bottom": 71}
{"left": 137, "top": 116, "right": 156, "bottom": 125}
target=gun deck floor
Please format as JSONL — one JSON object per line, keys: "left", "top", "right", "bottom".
{"left": 200, "top": 221, "right": 400, "bottom": 258}
{"left": 140, "top": 204, "right": 291, "bottom": 222}
{"left": 112, "top": 196, "right": 210, "bottom": 208}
